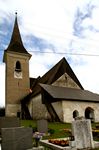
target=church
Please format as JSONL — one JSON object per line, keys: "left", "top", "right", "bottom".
{"left": 3, "top": 14, "right": 99, "bottom": 123}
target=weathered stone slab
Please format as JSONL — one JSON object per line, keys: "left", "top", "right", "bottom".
{"left": 37, "top": 119, "right": 48, "bottom": 133}
{"left": 40, "top": 139, "right": 76, "bottom": 150}
{"left": 0, "top": 117, "right": 20, "bottom": 134}
{"left": 72, "top": 119, "right": 94, "bottom": 149}
{"left": 1, "top": 127, "right": 33, "bottom": 150}
{"left": 27, "top": 146, "right": 44, "bottom": 150}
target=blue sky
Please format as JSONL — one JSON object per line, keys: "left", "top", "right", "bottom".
{"left": 0, "top": 0, "right": 99, "bottom": 106}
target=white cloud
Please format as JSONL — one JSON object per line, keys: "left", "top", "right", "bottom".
{"left": 1, "top": 0, "right": 99, "bottom": 106}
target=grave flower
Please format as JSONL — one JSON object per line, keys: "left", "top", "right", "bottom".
{"left": 33, "top": 132, "right": 44, "bottom": 147}
{"left": 48, "top": 139, "right": 69, "bottom": 147}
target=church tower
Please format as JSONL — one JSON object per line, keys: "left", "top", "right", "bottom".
{"left": 3, "top": 13, "right": 31, "bottom": 117}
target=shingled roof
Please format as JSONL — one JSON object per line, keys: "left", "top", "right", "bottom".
{"left": 40, "top": 84, "right": 99, "bottom": 103}
{"left": 29, "top": 57, "right": 83, "bottom": 98}
{"left": 3, "top": 13, "right": 31, "bottom": 62}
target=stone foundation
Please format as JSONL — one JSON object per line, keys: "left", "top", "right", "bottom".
{"left": 5, "top": 104, "right": 21, "bottom": 117}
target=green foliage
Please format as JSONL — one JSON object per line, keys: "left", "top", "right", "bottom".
{"left": 48, "top": 128, "right": 55, "bottom": 134}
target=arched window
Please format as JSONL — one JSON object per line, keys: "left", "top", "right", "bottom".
{"left": 85, "top": 107, "right": 95, "bottom": 122}
{"left": 15, "top": 61, "right": 21, "bottom": 72}
{"left": 73, "top": 110, "right": 79, "bottom": 119}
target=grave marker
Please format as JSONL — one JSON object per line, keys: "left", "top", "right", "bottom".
{"left": 0, "top": 117, "right": 20, "bottom": 134}
{"left": 72, "top": 118, "right": 94, "bottom": 149}
{"left": 37, "top": 119, "right": 48, "bottom": 133}
{"left": 1, "top": 127, "right": 33, "bottom": 150}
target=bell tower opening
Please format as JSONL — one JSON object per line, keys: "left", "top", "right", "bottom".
{"left": 14, "top": 61, "right": 22, "bottom": 79}
{"left": 15, "top": 61, "right": 21, "bottom": 72}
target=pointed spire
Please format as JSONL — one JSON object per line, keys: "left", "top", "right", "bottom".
{"left": 6, "top": 13, "right": 31, "bottom": 57}
{"left": 9, "top": 12, "right": 23, "bottom": 46}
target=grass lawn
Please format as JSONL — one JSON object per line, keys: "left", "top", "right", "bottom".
{"left": 21, "top": 120, "right": 99, "bottom": 140}
{"left": 21, "top": 120, "right": 99, "bottom": 150}
{"left": 21, "top": 120, "right": 71, "bottom": 139}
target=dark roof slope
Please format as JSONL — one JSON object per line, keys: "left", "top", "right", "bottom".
{"left": 40, "top": 84, "right": 99, "bottom": 103}
{"left": 30, "top": 57, "right": 83, "bottom": 97}
{"left": 30, "top": 76, "right": 41, "bottom": 89}
{"left": 21, "top": 57, "right": 83, "bottom": 104}
{"left": 4, "top": 13, "right": 31, "bottom": 57}
{"left": 40, "top": 57, "right": 83, "bottom": 89}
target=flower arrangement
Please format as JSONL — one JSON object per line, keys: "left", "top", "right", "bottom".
{"left": 33, "top": 132, "right": 44, "bottom": 147}
{"left": 48, "top": 139, "right": 69, "bottom": 147}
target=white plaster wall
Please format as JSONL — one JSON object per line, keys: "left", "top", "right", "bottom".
{"left": 62, "top": 101, "right": 99, "bottom": 123}
{"left": 52, "top": 73, "right": 80, "bottom": 89}
{"left": 30, "top": 73, "right": 82, "bottom": 121}
{"left": 52, "top": 101, "right": 63, "bottom": 121}
{"left": 30, "top": 95, "right": 63, "bottom": 121}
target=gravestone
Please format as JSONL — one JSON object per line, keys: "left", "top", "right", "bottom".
{"left": 0, "top": 117, "right": 20, "bottom": 134}
{"left": 1, "top": 127, "right": 33, "bottom": 150}
{"left": 37, "top": 119, "right": 48, "bottom": 133}
{"left": 72, "top": 118, "right": 94, "bottom": 149}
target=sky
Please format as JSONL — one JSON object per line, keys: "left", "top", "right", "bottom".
{"left": 0, "top": 0, "right": 99, "bottom": 106}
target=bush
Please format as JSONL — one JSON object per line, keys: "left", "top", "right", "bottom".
{"left": 48, "top": 128, "right": 55, "bottom": 134}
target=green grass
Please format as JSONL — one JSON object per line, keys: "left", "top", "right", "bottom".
{"left": 21, "top": 120, "right": 99, "bottom": 150}
{"left": 21, "top": 119, "right": 36, "bottom": 128}
{"left": 21, "top": 120, "right": 71, "bottom": 139}
{"left": 21, "top": 120, "right": 99, "bottom": 141}
{"left": 47, "top": 122, "right": 71, "bottom": 139}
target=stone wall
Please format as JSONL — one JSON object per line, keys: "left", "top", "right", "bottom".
{"left": 62, "top": 100, "right": 99, "bottom": 122}
{"left": 6, "top": 104, "right": 21, "bottom": 117}
{"left": 5, "top": 52, "right": 30, "bottom": 117}
{"left": 52, "top": 101, "right": 63, "bottom": 121}
{"left": 30, "top": 94, "right": 63, "bottom": 121}
{"left": 31, "top": 94, "right": 50, "bottom": 120}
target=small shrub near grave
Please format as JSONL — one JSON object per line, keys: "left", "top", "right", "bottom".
{"left": 48, "top": 128, "right": 55, "bottom": 135}
{"left": 32, "top": 127, "right": 37, "bottom": 133}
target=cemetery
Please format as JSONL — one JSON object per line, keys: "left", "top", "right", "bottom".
{"left": 1, "top": 12, "right": 99, "bottom": 150}
{"left": 0, "top": 117, "right": 99, "bottom": 149}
